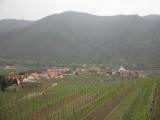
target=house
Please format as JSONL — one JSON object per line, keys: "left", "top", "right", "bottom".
{"left": 39, "top": 71, "right": 49, "bottom": 79}
{"left": 62, "top": 67, "right": 70, "bottom": 74}
{"left": 47, "top": 68, "right": 62, "bottom": 78}
{"left": 74, "top": 67, "right": 87, "bottom": 75}
{"left": 5, "top": 75, "right": 23, "bottom": 86}
{"left": 118, "top": 66, "right": 130, "bottom": 77}
{"left": 137, "top": 71, "right": 148, "bottom": 78}
{"left": 118, "top": 66, "right": 127, "bottom": 73}
{"left": 22, "top": 72, "right": 39, "bottom": 83}
{"left": 5, "top": 65, "right": 16, "bottom": 70}
{"left": 22, "top": 72, "right": 40, "bottom": 82}
{"left": 129, "top": 70, "right": 137, "bottom": 77}
{"left": 88, "top": 67, "right": 103, "bottom": 75}
{"left": 29, "top": 73, "right": 40, "bottom": 80}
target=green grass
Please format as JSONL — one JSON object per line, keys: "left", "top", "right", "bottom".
{"left": 128, "top": 80, "right": 155, "bottom": 120}
{"left": 0, "top": 75, "right": 158, "bottom": 120}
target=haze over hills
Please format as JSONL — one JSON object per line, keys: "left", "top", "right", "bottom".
{"left": 0, "top": 19, "right": 32, "bottom": 34}
{"left": 0, "top": 11, "right": 160, "bottom": 68}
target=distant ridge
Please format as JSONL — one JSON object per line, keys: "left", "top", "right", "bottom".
{"left": 0, "top": 19, "right": 32, "bottom": 34}
{"left": 0, "top": 11, "right": 160, "bottom": 68}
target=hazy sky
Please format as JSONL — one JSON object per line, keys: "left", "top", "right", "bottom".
{"left": 0, "top": 0, "right": 159, "bottom": 20}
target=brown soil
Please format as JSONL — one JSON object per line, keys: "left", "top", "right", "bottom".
{"left": 155, "top": 83, "right": 160, "bottom": 120}
{"left": 83, "top": 89, "right": 131, "bottom": 120}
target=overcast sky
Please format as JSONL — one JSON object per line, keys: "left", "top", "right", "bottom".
{"left": 0, "top": 0, "right": 159, "bottom": 20}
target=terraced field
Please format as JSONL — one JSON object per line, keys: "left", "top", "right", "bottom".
{"left": 0, "top": 74, "right": 159, "bottom": 120}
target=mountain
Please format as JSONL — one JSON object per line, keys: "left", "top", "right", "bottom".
{"left": 0, "top": 11, "right": 160, "bottom": 68}
{"left": 0, "top": 19, "right": 32, "bottom": 34}
{"left": 143, "top": 15, "right": 160, "bottom": 20}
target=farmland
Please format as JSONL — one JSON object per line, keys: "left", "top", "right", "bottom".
{"left": 0, "top": 74, "right": 159, "bottom": 120}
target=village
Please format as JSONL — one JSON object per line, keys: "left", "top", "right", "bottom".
{"left": 1, "top": 64, "right": 150, "bottom": 87}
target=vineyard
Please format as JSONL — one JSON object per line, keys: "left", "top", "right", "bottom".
{"left": 0, "top": 74, "right": 159, "bottom": 120}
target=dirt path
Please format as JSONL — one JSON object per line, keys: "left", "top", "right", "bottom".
{"left": 83, "top": 89, "right": 131, "bottom": 120}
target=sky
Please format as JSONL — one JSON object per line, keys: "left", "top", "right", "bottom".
{"left": 0, "top": 0, "right": 160, "bottom": 20}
